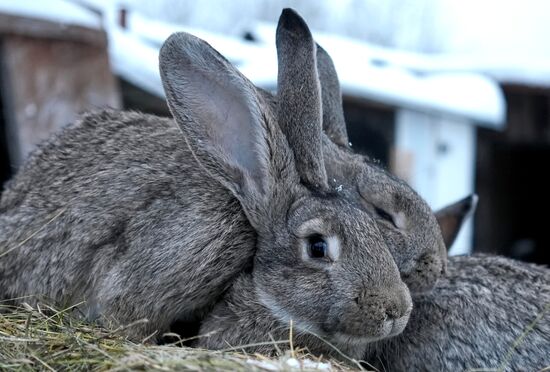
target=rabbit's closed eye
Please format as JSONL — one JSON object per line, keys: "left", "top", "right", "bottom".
{"left": 374, "top": 206, "right": 396, "bottom": 227}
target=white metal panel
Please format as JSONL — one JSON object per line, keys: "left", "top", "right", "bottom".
{"left": 431, "top": 118, "right": 476, "bottom": 255}
{"left": 394, "top": 109, "right": 475, "bottom": 255}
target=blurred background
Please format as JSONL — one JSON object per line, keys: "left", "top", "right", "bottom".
{"left": 0, "top": 0, "right": 548, "bottom": 265}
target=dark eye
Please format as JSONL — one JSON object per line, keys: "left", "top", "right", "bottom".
{"left": 375, "top": 206, "right": 394, "bottom": 225}
{"left": 308, "top": 235, "right": 327, "bottom": 258}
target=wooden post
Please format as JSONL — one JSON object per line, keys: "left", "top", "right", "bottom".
{"left": 0, "top": 11, "right": 121, "bottom": 169}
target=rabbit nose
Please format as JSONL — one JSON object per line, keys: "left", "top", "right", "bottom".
{"left": 384, "top": 290, "right": 412, "bottom": 320}
{"left": 385, "top": 304, "right": 401, "bottom": 320}
{"left": 355, "top": 285, "right": 412, "bottom": 321}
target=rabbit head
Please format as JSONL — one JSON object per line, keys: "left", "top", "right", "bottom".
{"left": 303, "top": 37, "right": 460, "bottom": 293}
{"left": 159, "top": 8, "right": 412, "bottom": 342}
{"left": 322, "top": 138, "right": 478, "bottom": 293}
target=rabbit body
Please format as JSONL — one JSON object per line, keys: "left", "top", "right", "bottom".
{"left": 0, "top": 110, "right": 255, "bottom": 338}
{"left": 365, "top": 254, "right": 550, "bottom": 372}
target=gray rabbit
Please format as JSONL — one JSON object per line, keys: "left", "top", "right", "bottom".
{"left": 364, "top": 254, "right": 550, "bottom": 371}
{"left": 314, "top": 31, "right": 549, "bottom": 370}
{"left": 0, "top": 6, "right": 463, "bottom": 349}
{"left": 192, "top": 195, "right": 474, "bottom": 360}
{"left": 310, "top": 36, "right": 550, "bottom": 368}
{"left": 0, "top": 8, "right": 418, "bottom": 344}
{"left": 193, "top": 9, "right": 469, "bottom": 360}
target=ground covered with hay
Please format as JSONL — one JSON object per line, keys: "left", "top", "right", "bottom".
{"left": 0, "top": 302, "right": 361, "bottom": 371}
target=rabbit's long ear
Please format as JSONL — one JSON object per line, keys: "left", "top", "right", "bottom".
{"left": 159, "top": 33, "right": 270, "bottom": 207}
{"left": 435, "top": 194, "right": 478, "bottom": 250}
{"left": 316, "top": 44, "right": 349, "bottom": 148}
{"left": 276, "top": 9, "right": 328, "bottom": 190}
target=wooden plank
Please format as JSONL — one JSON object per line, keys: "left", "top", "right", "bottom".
{"left": 0, "top": 12, "right": 106, "bottom": 47}
{"left": 1, "top": 35, "right": 121, "bottom": 166}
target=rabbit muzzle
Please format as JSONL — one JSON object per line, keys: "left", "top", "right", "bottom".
{"left": 326, "top": 282, "right": 412, "bottom": 343}
{"left": 400, "top": 251, "right": 446, "bottom": 294}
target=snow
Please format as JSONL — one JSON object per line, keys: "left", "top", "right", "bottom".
{"left": 253, "top": 23, "right": 506, "bottom": 126}
{"left": 0, "top": 0, "right": 101, "bottom": 30}
{"left": 315, "top": 37, "right": 550, "bottom": 88}
{"left": 108, "top": 28, "right": 165, "bottom": 98}
{"left": 77, "top": 1, "right": 550, "bottom": 89}
{"left": 245, "top": 357, "right": 332, "bottom": 371}
{"left": 125, "top": 11, "right": 279, "bottom": 90}
{"left": 103, "top": 8, "right": 505, "bottom": 127}
{"left": 251, "top": 2, "right": 550, "bottom": 88}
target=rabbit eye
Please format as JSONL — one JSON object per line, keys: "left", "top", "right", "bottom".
{"left": 375, "top": 207, "right": 395, "bottom": 225}
{"left": 308, "top": 235, "right": 327, "bottom": 258}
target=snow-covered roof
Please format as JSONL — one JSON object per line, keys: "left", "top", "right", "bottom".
{"left": 11, "top": 0, "right": 503, "bottom": 127}
{"left": 318, "top": 38, "right": 550, "bottom": 89}
{"left": 105, "top": 10, "right": 505, "bottom": 128}
{"left": 0, "top": 0, "right": 101, "bottom": 30}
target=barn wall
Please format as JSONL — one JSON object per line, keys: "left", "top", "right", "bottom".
{"left": 0, "top": 34, "right": 121, "bottom": 167}
{"left": 0, "top": 40, "right": 12, "bottom": 186}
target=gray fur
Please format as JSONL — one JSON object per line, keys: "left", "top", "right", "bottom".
{"left": 0, "top": 10, "right": 411, "bottom": 344}
{"left": 313, "top": 34, "right": 550, "bottom": 370}
{"left": 194, "top": 11, "right": 550, "bottom": 368}
{"left": 320, "top": 139, "right": 447, "bottom": 294}
{"left": 0, "top": 110, "right": 255, "bottom": 339}
{"left": 316, "top": 44, "right": 349, "bottom": 148}
{"left": 365, "top": 254, "right": 550, "bottom": 371}
{"left": 195, "top": 9, "right": 450, "bottom": 359}
{"left": 196, "top": 271, "right": 410, "bottom": 361}
{"left": 0, "top": 6, "right": 484, "bottom": 359}
{"left": 276, "top": 9, "right": 327, "bottom": 190}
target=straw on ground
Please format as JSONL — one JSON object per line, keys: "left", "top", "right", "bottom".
{"left": 0, "top": 302, "right": 362, "bottom": 371}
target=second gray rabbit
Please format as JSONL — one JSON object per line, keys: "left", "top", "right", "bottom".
{"left": 364, "top": 254, "right": 550, "bottom": 371}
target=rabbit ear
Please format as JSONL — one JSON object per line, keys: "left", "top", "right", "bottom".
{"left": 276, "top": 9, "right": 328, "bottom": 190}
{"left": 159, "top": 32, "right": 271, "bottom": 207}
{"left": 435, "top": 194, "right": 479, "bottom": 250}
{"left": 316, "top": 44, "right": 349, "bottom": 148}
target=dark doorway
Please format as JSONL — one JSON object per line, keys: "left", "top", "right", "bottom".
{"left": 476, "top": 143, "right": 550, "bottom": 265}
{"left": 475, "top": 85, "right": 550, "bottom": 266}
{"left": 343, "top": 99, "right": 395, "bottom": 167}
{"left": 0, "top": 42, "right": 14, "bottom": 189}
{"left": 118, "top": 78, "right": 171, "bottom": 117}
